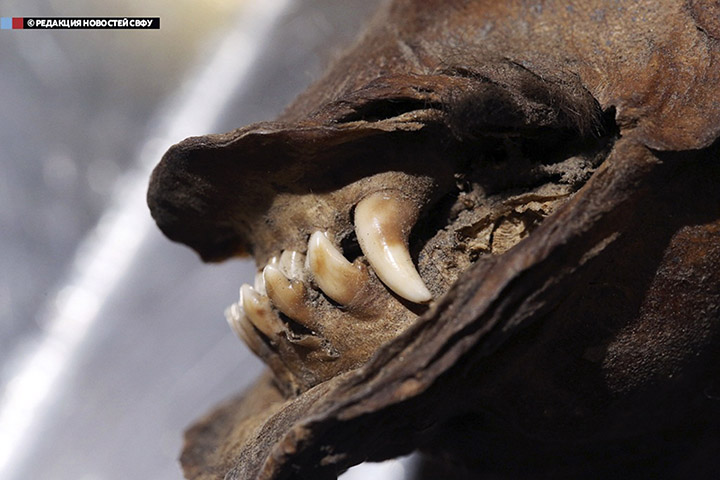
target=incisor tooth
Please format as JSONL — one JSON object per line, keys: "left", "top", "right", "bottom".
{"left": 354, "top": 191, "right": 432, "bottom": 304}
{"left": 225, "top": 302, "right": 246, "bottom": 341}
{"left": 307, "top": 231, "right": 368, "bottom": 305}
{"left": 225, "top": 302, "right": 264, "bottom": 356}
{"left": 241, "top": 284, "right": 283, "bottom": 339}
{"left": 263, "top": 265, "right": 312, "bottom": 325}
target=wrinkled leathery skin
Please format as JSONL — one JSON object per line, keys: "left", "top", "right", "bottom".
{"left": 147, "top": 0, "right": 720, "bottom": 478}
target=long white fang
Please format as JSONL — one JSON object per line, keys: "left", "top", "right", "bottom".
{"left": 263, "top": 265, "right": 312, "bottom": 325}
{"left": 354, "top": 191, "right": 432, "bottom": 304}
{"left": 307, "top": 231, "right": 368, "bottom": 305}
{"left": 241, "top": 284, "right": 283, "bottom": 339}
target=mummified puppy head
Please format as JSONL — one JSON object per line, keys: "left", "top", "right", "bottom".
{"left": 148, "top": 36, "right": 611, "bottom": 395}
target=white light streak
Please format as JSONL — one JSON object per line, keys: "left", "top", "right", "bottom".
{"left": 339, "top": 455, "right": 417, "bottom": 480}
{"left": 0, "top": 0, "right": 291, "bottom": 477}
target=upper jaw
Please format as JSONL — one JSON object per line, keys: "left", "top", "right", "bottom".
{"left": 146, "top": 80, "right": 463, "bottom": 393}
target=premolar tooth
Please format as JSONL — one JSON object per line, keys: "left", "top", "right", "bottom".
{"left": 307, "top": 231, "right": 368, "bottom": 305}
{"left": 354, "top": 191, "right": 432, "bottom": 304}
{"left": 263, "top": 265, "right": 312, "bottom": 325}
{"left": 241, "top": 284, "right": 284, "bottom": 339}
{"left": 279, "top": 250, "right": 306, "bottom": 281}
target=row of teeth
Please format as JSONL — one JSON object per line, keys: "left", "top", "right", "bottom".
{"left": 226, "top": 190, "right": 432, "bottom": 348}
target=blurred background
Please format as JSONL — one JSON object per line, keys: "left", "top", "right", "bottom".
{"left": 0, "top": 0, "right": 421, "bottom": 478}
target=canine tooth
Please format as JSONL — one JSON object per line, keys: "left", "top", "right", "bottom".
{"left": 354, "top": 191, "right": 432, "bottom": 303}
{"left": 263, "top": 265, "right": 312, "bottom": 325}
{"left": 307, "top": 231, "right": 368, "bottom": 305}
{"left": 241, "top": 284, "right": 283, "bottom": 339}
{"left": 279, "top": 250, "right": 306, "bottom": 281}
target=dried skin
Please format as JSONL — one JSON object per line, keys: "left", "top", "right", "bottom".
{"left": 146, "top": 0, "right": 720, "bottom": 478}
